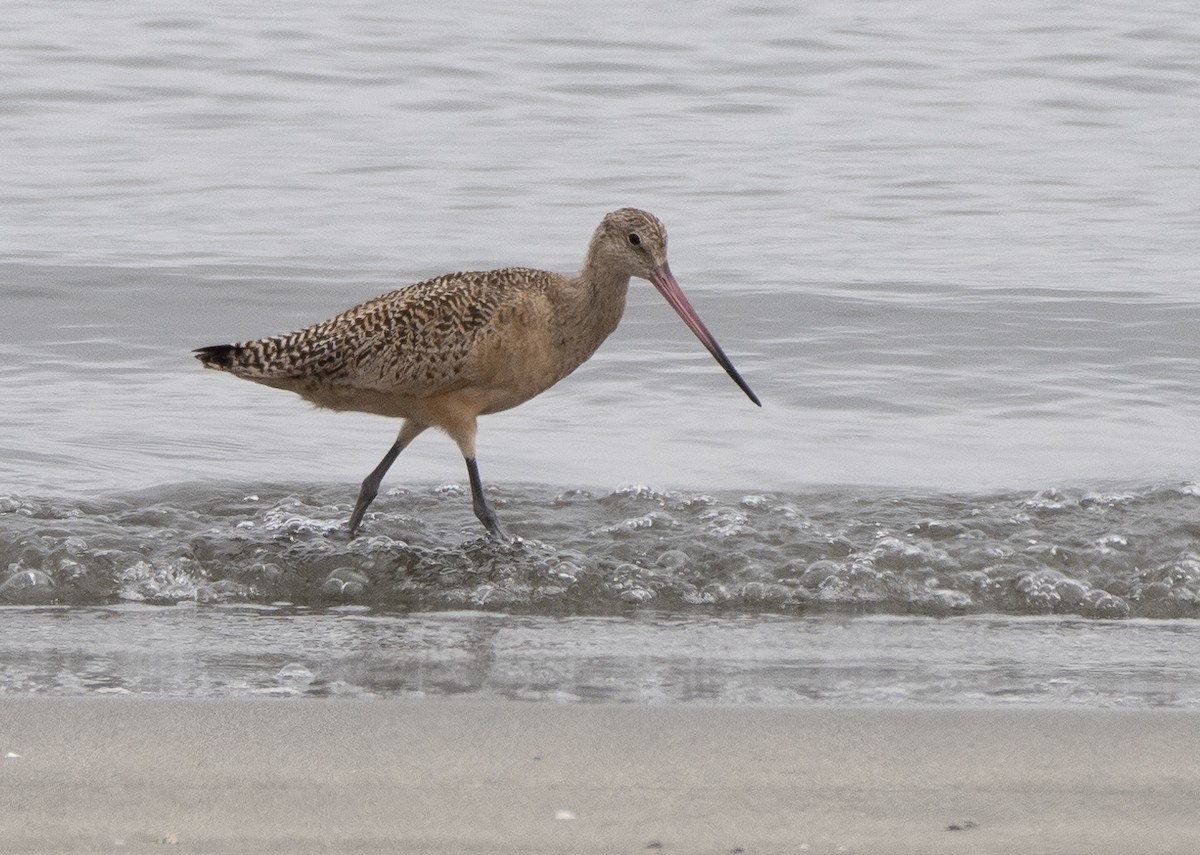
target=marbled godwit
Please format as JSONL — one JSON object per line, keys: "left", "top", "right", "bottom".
{"left": 194, "top": 208, "right": 759, "bottom": 539}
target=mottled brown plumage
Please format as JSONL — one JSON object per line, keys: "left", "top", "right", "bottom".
{"left": 195, "top": 208, "right": 759, "bottom": 538}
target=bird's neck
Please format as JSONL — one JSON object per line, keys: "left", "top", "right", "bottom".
{"left": 566, "top": 247, "right": 631, "bottom": 347}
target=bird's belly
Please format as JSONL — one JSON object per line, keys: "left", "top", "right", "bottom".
{"left": 283, "top": 374, "right": 546, "bottom": 425}
{"left": 281, "top": 381, "right": 423, "bottom": 418}
{"left": 266, "top": 313, "right": 595, "bottom": 423}
{"left": 476, "top": 383, "right": 548, "bottom": 416}
{"left": 475, "top": 349, "right": 586, "bottom": 415}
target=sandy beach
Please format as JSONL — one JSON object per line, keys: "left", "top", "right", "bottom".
{"left": 1, "top": 698, "right": 1197, "bottom": 853}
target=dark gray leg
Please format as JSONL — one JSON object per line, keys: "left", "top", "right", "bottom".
{"left": 349, "top": 443, "right": 402, "bottom": 536}
{"left": 465, "top": 456, "right": 507, "bottom": 540}
{"left": 348, "top": 421, "right": 426, "bottom": 537}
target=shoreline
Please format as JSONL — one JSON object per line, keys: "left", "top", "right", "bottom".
{"left": 2, "top": 697, "right": 1198, "bottom": 853}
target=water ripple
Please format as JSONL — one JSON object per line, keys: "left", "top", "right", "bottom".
{"left": 2, "top": 482, "right": 1199, "bottom": 619}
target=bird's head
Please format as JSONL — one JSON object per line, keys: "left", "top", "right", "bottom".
{"left": 593, "top": 207, "right": 670, "bottom": 280}
{"left": 590, "top": 208, "right": 761, "bottom": 407}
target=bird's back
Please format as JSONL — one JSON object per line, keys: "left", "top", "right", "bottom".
{"left": 195, "top": 267, "right": 563, "bottom": 402}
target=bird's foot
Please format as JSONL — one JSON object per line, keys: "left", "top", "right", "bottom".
{"left": 464, "top": 531, "right": 522, "bottom": 554}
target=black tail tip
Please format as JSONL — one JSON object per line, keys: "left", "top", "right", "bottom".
{"left": 193, "top": 344, "right": 236, "bottom": 370}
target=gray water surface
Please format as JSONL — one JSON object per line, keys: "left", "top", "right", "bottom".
{"left": 3, "top": 1, "right": 1199, "bottom": 707}
{"left": 4, "top": 606, "right": 1199, "bottom": 708}
{"left": 2, "top": 1, "right": 1199, "bottom": 495}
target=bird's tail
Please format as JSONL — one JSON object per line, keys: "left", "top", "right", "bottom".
{"left": 193, "top": 329, "right": 343, "bottom": 380}
{"left": 193, "top": 344, "right": 238, "bottom": 371}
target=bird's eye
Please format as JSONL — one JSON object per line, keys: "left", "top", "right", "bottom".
{"left": 628, "top": 233, "right": 641, "bottom": 246}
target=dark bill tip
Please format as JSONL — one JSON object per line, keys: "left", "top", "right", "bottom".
{"left": 649, "top": 265, "right": 761, "bottom": 407}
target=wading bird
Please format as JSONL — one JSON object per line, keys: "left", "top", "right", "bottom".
{"left": 195, "top": 208, "right": 760, "bottom": 538}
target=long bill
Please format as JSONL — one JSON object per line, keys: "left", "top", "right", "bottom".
{"left": 649, "top": 263, "right": 762, "bottom": 407}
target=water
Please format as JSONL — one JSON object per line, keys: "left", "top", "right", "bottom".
{"left": 2, "top": 1, "right": 1200, "bottom": 707}
{"left": 3, "top": 606, "right": 1198, "bottom": 707}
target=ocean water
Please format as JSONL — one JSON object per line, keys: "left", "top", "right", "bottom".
{"left": 2, "top": 0, "right": 1200, "bottom": 706}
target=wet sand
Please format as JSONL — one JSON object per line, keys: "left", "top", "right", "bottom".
{"left": 2, "top": 698, "right": 1197, "bottom": 854}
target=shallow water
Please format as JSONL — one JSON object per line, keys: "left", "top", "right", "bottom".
{"left": 3, "top": 606, "right": 1199, "bottom": 708}
{"left": 3, "top": 482, "right": 1200, "bottom": 621}
{"left": 3, "top": 1, "right": 1200, "bottom": 706}
{"left": 3, "top": 1, "right": 1200, "bottom": 496}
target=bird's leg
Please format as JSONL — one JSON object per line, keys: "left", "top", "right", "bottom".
{"left": 348, "top": 446, "right": 401, "bottom": 536}
{"left": 445, "top": 416, "right": 508, "bottom": 540}
{"left": 465, "top": 456, "right": 507, "bottom": 540}
{"left": 348, "top": 420, "right": 426, "bottom": 537}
